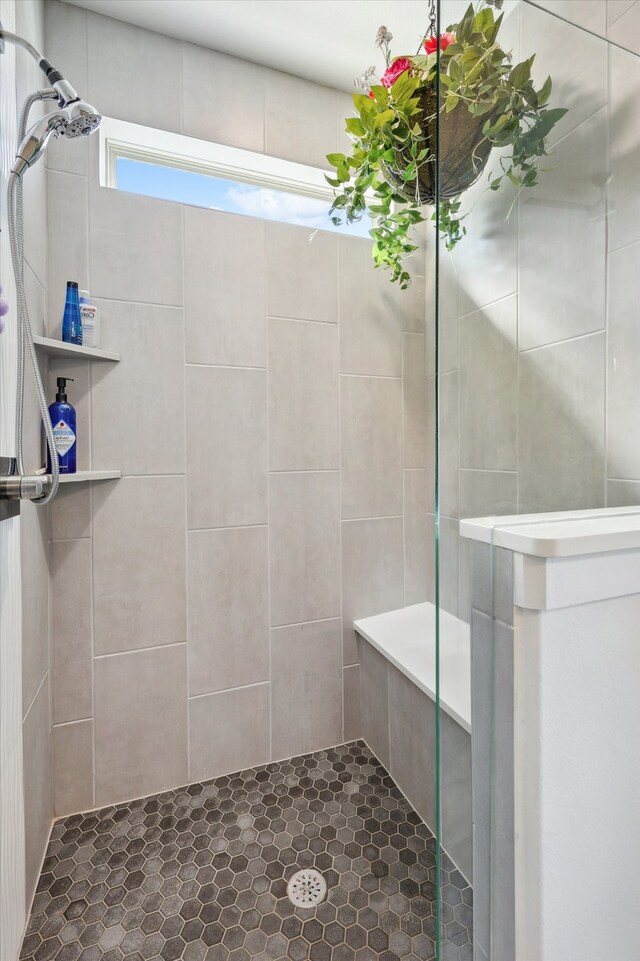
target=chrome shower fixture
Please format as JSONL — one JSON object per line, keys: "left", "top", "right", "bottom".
{"left": 0, "top": 24, "right": 102, "bottom": 509}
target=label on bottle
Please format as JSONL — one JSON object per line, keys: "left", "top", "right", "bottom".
{"left": 53, "top": 420, "right": 76, "bottom": 456}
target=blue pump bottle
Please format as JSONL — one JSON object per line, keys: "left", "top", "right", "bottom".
{"left": 47, "top": 377, "right": 77, "bottom": 474}
{"left": 61, "top": 281, "right": 82, "bottom": 345}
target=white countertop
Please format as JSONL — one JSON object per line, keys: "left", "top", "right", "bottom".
{"left": 460, "top": 506, "right": 640, "bottom": 558}
{"left": 354, "top": 602, "right": 471, "bottom": 732}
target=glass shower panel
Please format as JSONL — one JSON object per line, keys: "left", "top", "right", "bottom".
{"left": 433, "top": 1, "right": 627, "bottom": 958}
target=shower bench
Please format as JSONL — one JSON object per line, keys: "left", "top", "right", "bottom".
{"left": 353, "top": 601, "right": 472, "bottom": 884}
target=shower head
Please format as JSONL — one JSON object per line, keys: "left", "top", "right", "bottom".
{"left": 11, "top": 100, "right": 102, "bottom": 174}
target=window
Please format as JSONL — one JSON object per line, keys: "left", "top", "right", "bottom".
{"left": 99, "top": 117, "right": 370, "bottom": 237}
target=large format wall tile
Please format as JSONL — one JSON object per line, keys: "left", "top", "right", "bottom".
{"left": 89, "top": 186, "right": 183, "bottom": 306}
{"left": 269, "top": 472, "right": 341, "bottom": 626}
{"left": 609, "top": 45, "right": 640, "bottom": 252}
{"left": 608, "top": 242, "right": 640, "bottom": 479}
{"left": 403, "top": 333, "right": 427, "bottom": 470}
{"left": 339, "top": 237, "right": 403, "bottom": 377}
{"left": 341, "top": 376, "right": 402, "bottom": 520}
{"left": 23, "top": 676, "right": 52, "bottom": 911}
{"left": 460, "top": 295, "right": 518, "bottom": 472}
{"left": 52, "top": 720, "right": 94, "bottom": 817}
{"left": 268, "top": 318, "right": 339, "bottom": 471}
{"left": 608, "top": 478, "right": 640, "bottom": 506}
{"left": 608, "top": 0, "right": 640, "bottom": 49}
{"left": 524, "top": 0, "right": 607, "bottom": 142}
{"left": 439, "top": 371, "right": 460, "bottom": 519}
{"left": 271, "top": 619, "right": 342, "bottom": 759}
{"left": 343, "top": 664, "right": 362, "bottom": 741}
{"left": 48, "top": 358, "right": 91, "bottom": 472}
{"left": 91, "top": 301, "right": 185, "bottom": 475}
{"left": 92, "top": 477, "right": 187, "bottom": 654}
{"left": 87, "top": 11, "right": 181, "bottom": 132}
{"left": 50, "top": 483, "right": 91, "bottom": 541}
{"left": 341, "top": 518, "right": 404, "bottom": 666}
{"left": 404, "top": 470, "right": 430, "bottom": 607}
{"left": 182, "top": 44, "right": 265, "bottom": 151}
{"left": 188, "top": 526, "right": 269, "bottom": 696}
{"left": 388, "top": 664, "right": 435, "bottom": 830}
{"left": 186, "top": 366, "right": 267, "bottom": 529}
{"left": 266, "top": 222, "right": 338, "bottom": 324}
{"left": 51, "top": 539, "right": 92, "bottom": 724}
{"left": 184, "top": 208, "right": 266, "bottom": 368}
{"left": 357, "top": 638, "right": 390, "bottom": 770}
{"left": 265, "top": 71, "right": 343, "bottom": 168}
{"left": 46, "top": 170, "right": 88, "bottom": 337}
{"left": 44, "top": 1, "right": 88, "bottom": 175}
{"left": 519, "top": 109, "right": 607, "bottom": 350}
{"left": 95, "top": 645, "right": 188, "bottom": 805}
{"left": 519, "top": 332, "right": 606, "bottom": 513}
{"left": 460, "top": 470, "right": 518, "bottom": 520}
{"left": 21, "top": 504, "right": 49, "bottom": 715}
{"left": 189, "top": 683, "right": 270, "bottom": 782}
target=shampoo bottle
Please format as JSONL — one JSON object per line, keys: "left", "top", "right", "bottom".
{"left": 61, "top": 281, "right": 82, "bottom": 345}
{"left": 79, "top": 289, "right": 100, "bottom": 348}
{"left": 47, "top": 377, "right": 77, "bottom": 474}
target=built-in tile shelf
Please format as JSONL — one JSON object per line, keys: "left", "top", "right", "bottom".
{"left": 58, "top": 470, "right": 121, "bottom": 484}
{"left": 33, "top": 335, "right": 120, "bottom": 363}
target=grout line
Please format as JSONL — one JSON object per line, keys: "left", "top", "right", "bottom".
{"left": 458, "top": 289, "right": 517, "bottom": 321}
{"left": 518, "top": 328, "right": 606, "bottom": 356}
{"left": 189, "top": 679, "right": 271, "bottom": 702}
{"left": 340, "top": 371, "right": 401, "bottom": 381}
{"left": 271, "top": 614, "right": 342, "bottom": 631}
{"left": 267, "top": 313, "right": 338, "bottom": 328}
{"left": 180, "top": 201, "right": 190, "bottom": 783}
{"left": 186, "top": 361, "right": 267, "bottom": 372}
{"left": 94, "top": 640, "right": 187, "bottom": 660}
{"left": 341, "top": 514, "right": 403, "bottom": 523}
{"left": 22, "top": 671, "right": 48, "bottom": 725}
{"left": 337, "top": 239, "right": 346, "bottom": 740}
{"left": 52, "top": 717, "right": 93, "bottom": 729}
{"left": 268, "top": 468, "right": 339, "bottom": 475}
{"left": 265, "top": 225, "right": 273, "bottom": 765}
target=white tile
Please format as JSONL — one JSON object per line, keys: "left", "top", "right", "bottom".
{"left": 269, "top": 472, "right": 341, "bottom": 626}
{"left": 608, "top": 0, "right": 640, "bottom": 47}
{"left": 47, "top": 171, "right": 89, "bottom": 337}
{"left": 266, "top": 71, "right": 341, "bottom": 168}
{"left": 23, "top": 676, "right": 52, "bottom": 910}
{"left": 403, "top": 333, "right": 427, "bottom": 470}
{"left": 404, "top": 470, "right": 430, "bottom": 606}
{"left": 53, "top": 720, "right": 94, "bottom": 817}
{"left": 89, "top": 185, "right": 183, "bottom": 307}
{"left": 268, "top": 318, "right": 339, "bottom": 471}
{"left": 87, "top": 10, "right": 181, "bottom": 132}
{"left": 609, "top": 45, "right": 640, "bottom": 251}
{"left": 608, "top": 242, "right": 640, "bottom": 479}
{"left": 343, "top": 665, "right": 362, "bottom": 742}
{"left": 519, "top": 109, "right": 607, "bottom": 350}
{"left": 182, "top": 43, "right": 265, "bottom": 151}
{"left": 184, "top": 207, "right": 266, "bottom": 368}
{"left": 339, "top": 237, "right": 403, "bottom": 377}
{"left": 186, "top": 366, "right": 267, "bottom": 529}
{"left": 341, "top": 518, "right": 404, "bottom": 666}
{"left": 266, "top": 222, "right": 338, "bottom": 324}
{"left": 92, "top": 476, "right": 187, "bottom": 654}
{"left": 95, "top": 645, "right": 188, "bottom": 806}
{"left": 608, "top": 0, "right": 638, "bottom": 27}
{"left": 341, "top": 375, "right": 402, "bottom": 520}
{"left": 358, "top": 638, "right": 390, "bottom": 770}
{"left": 519, "top": 333, "right": 606, "bottom": 512}
{"left": 51, "top": 539, "right": 92, "bottom": 724}
{"left": 91, "top": 300, "right": 185, "bottom": 475}
{"left": 44, "top": 0, "right": 89, "bottom": 176}
{"left": 189, "top": 683, "right": 270, "bottom": 782}
{"left": 271, "top": 619, "right": 342, "bottom": 759}
{"left": 460, "top": 296, "right": 518, "bottom": 471}
{"left": 188, "top": 527, "right": 269, "bottom": 696}
{"left": 20, "top": 504, "right": 49, "bottom": 715}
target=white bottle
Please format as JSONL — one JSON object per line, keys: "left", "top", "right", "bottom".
{"left": 79, "top": 289, "right": 100, "bottom": 349}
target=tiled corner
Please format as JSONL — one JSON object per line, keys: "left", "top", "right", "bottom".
{"left": 188, "top": 683, "right": 271, "bottom": 782}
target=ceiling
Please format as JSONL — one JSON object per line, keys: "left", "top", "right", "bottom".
{"left": 62, "top": 0, "right": 471, "bottom": 92}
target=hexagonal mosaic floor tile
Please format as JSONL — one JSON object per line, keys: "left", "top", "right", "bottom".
{"left": 19, "top": 741, "right": 472, "bottom": 961}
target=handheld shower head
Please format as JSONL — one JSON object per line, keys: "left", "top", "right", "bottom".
{"left": 11, "top": 100, "right": 102, "bottom": 174}
{"left": 61, "top": 99, "right": 102, "bottom": 139}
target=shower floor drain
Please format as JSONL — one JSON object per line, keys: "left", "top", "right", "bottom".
{"left": 286, "top": 869, "right": 327, "bottom": 907}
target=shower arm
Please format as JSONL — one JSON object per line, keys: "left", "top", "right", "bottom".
{"left": 0, "top": 25, "right": 81, "bottom": 108}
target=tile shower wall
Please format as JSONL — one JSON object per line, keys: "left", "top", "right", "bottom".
{"left": 14, "top": 0, "right": 53, "bottom": 917}
{"left": 43, "top": 2, "right": 427, "bottom": 816}
{"left": 434, "top": 0, "right": 640, "bottom": 621}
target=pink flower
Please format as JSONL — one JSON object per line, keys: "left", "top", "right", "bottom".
{"left": 424, "top": 32, "right": 455, "bottom": 54}
{"left": 380, "top": 57, "right": 412, "bottom": 88}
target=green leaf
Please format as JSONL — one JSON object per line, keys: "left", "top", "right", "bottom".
{"left": 345, "top": 117, "right": 365, "bottom": 137}
{"left": 326, "top": 153, "right": 346, "bottom": 167}
{"left": 537, "top": 75, "right": 552, "bottom": 106}
{"left": 509, "top": 56, "right": 534, "bottom": 89}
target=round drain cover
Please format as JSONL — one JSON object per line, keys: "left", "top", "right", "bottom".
{"left": 286, "top": 869, "right": 327, "bottom": 907}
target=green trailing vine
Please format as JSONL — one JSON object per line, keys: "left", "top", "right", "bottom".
{"left": 326, "top": 1, "right": 567, "bottom": 287}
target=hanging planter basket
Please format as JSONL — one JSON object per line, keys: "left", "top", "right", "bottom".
{"left": 382, "top": 86, "right": 495, "bottom": 204}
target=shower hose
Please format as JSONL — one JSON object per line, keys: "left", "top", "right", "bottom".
{"left": 8, "top": 89, "right": 60, "bottom": 504}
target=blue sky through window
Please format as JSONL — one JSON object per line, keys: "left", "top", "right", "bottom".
{"left": 115, "top": 157, "right": 371, "bottom": 237}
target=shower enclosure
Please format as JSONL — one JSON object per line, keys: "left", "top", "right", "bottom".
{"left": 435, "top": 1, "right": 640, "bottom": 959}
{"left": 2, "top": 1, "right": 640, "bottom": 959}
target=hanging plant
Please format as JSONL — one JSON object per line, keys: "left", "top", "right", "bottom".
{"left": 326, "top": 0, "right": 567, "bottom": 287}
